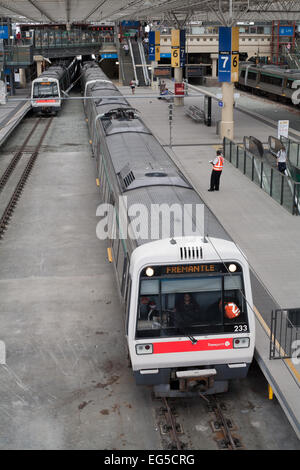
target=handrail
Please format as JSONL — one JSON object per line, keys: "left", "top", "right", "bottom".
{"left": 138, "top": 39, "right": 150, "bottom": 86}
{"left": 224, "top": 137, "right": 300, "bottom": 215}
{"left": 128, "top": 39, "right": 138, "bottom": 86}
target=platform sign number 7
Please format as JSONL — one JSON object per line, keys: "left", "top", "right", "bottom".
{"left": 218, "top": 53, "right": 231, "bottom": 82}
{"left": 220, "top": 55, "right": 229, "bottom": 69}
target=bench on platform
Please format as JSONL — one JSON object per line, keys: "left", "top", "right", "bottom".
{"left": 185, "top": 105, "right": 205, "bottom": 122}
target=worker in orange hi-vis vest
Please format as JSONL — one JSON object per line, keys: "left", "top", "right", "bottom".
{"left": 208, "top": 149, "right": 224, "bottom": 192}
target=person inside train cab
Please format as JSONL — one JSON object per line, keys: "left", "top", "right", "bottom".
{"left": 139, "top": 296, "right": 159, "bottom": 321}
{"left": 219, "top": 299, "right": 241, "bottom": 320}
{"left": 174, "top": 293, "right": 200, "bottom": 327}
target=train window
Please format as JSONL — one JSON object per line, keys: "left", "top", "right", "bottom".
{"left": 286, "top": 79, "right": 296, "bottom": 89}
{"left": 247, "top": 72, "right": 257, "bottom": 81}
{"left": 240, "top": 70, "right": 246, "bottom": 78}
{"left": 33, "top": 82, "right": 59, "bottom": 98}
{"left": 260, "top": 74, "right": 283, "bottom": 87}
{"left": 136, "top": 274, "right": 248, "bottom": 338}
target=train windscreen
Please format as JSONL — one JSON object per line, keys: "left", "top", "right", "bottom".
{"left": 33, "top": 81, "right": 59, "bottom": 98}
{"left": 136, "top": 263, "right": 249, "bottom": 339}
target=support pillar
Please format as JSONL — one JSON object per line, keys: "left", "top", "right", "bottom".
{"left": 220, "top": 81, "right": 234, "bottom": 140}
{"left": 34, "top": 55, "right": 44, "bottom": 77}
{"left": 174, "top": 66, "right": 184, "bottom": 106}
{"left": 19, "top": 68, "right": 26, "bottom": 88}
{"left": 211, "top": 56, "right": 218, "bottom": 78}
{"left": 0, "top": 80, "right": 7, "bottom": 104}
{"left": 151, "top": 61, "right": 158, "bottom": 91}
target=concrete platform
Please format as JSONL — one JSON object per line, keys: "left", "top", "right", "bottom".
{"left": 124, "top": 83, "right": 300, "bottom": 439}
{"left": 0, "top": 87, "right": 31, "bottom": 147}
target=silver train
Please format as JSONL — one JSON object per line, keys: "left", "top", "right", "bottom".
{"left": 82, "top": 62, "right": 255, "bottom": 397}
{"left": 31, "top": 59, "right": 77, "bottom": 115}
{"left": 236, "top": 62, "right": 300, "bottom": 105}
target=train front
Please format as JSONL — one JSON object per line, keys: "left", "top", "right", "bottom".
{"left": 31, "top": 78, "right": 61, "bottom": 115}
{"left": 128, "top": 237, "right": 255, "bottom": 396}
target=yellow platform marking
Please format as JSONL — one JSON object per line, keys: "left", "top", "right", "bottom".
{"left": 268, "top": 383, "right": 274, "bottom": 400}
{"left": 253, "top": 305, "right": 300, "bottom": 384}
{"left": 96, "top": 178, "right": 100, "bottom": 187}
{"left": 107, "top": 247, "right": 113, "bottom": 263}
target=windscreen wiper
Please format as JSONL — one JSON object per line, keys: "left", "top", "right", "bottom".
{"left": 178, "top": 327, "right": 197, "bottom": 344}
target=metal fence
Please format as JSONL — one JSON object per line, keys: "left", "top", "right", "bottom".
{"left": 270, "top": 309, "right": 300, "bottom": 359}
{"left": 34, "top": 29, "right": 103, "bottom": 49}
{"left": 4, "top": 45, "right": 33, "bottom": 66}
{"left": 223, "top": 137, "right": 300, "bottom": 215}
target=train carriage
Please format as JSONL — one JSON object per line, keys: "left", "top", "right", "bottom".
{"left": 31, "top": 58, "right": 77, "bottom": 115}
{"left": 82, "top": 62, "right": 255, "bottom": 396}
{"left": 237, "top": 62, "right": 300, "bottom": 104}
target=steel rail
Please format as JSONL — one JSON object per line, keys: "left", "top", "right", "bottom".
{"left": 0, "top": 118, "right": 53, "bottom": 240}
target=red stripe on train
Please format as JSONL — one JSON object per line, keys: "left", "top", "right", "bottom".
{"left": 153, "top": 338, "right": 233, "bottom": 354}
{"left": 35, "top": 99, "right": 56, "bottom": 103}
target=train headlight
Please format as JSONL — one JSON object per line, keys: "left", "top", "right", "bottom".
{"left": 136, "top": 344, "right": 153, "bottom": 355}
{"left": 145, "top": 267, "right": 154, "bottom": 277}
{"left": 233, "top": 337, "right": 250, "bottom": 348}
{"left": 228, "top": 264, "right": 237, "bottom": 273}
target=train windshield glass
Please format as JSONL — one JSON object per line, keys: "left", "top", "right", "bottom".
{"left": 33, "top": 82, "right": 59, "bottom": 98}
{"left": 136, "top": 273, "right": 249, "bottom": 339}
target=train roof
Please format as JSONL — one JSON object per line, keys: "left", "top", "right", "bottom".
{"left": 82, "top": 62, "right": 232, "bottom": 246}
{"left": 34, "top": 65, "right": 67, "bottom": 82}
{"left": 125, "top": 185, "right": 230, "bottom": 246}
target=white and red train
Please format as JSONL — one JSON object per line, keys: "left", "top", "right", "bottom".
{"left": 82, "top": 62, "right": 255, "bottom": 397}
{"left": 31, "top": 59, "right": 77, "bottom": 115}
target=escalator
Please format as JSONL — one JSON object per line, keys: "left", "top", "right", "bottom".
{"left": 119, "top": 42, "right": 135, "bottom": 86}
{"left": 129, "top": 39, "right": 150, "bottom": 86}
{"left": 118, "top": 38, "right": 150, "bottom": 87}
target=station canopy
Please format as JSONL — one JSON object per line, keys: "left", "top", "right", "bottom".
{"left": 1, "top": 0, "right": 300, "bottom": 25}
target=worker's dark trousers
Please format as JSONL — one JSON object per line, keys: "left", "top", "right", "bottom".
{"left": 210, "top": 170, "right": 222, "bottom": 190}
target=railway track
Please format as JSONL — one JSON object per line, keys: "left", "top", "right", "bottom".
{"left": 157, "top": 394, "right": 243, "bottom": 450}
{"left": 0, "top": 117, "right": 53, "bottom": 240}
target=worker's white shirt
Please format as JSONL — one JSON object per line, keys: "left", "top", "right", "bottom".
{"left": 277, "top": 149, "right": 287, "bottom": 162}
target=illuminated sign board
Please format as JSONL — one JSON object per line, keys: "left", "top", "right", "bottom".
{"left": 141, "top": 263, "right": 242, "bottom": 277}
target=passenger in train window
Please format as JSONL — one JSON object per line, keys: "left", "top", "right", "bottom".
{"left": 276, "top": 147, "right": 287, "bottom": 174}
